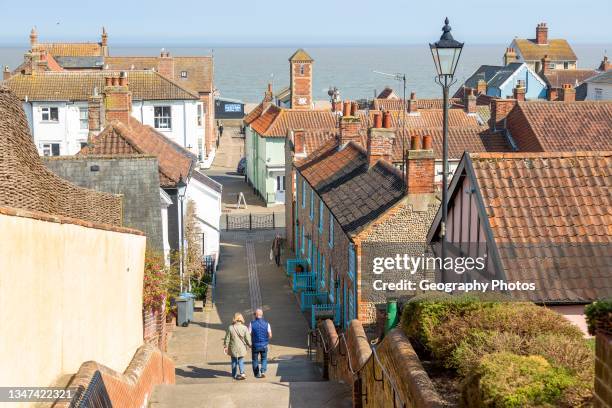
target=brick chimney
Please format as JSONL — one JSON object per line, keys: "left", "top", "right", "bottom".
{"left": 490, "top": 98, "right": 517, "bottom": 130}
{"left": 3, "top": 66, "right": 10, "bottom": 81}
{"left": 292, "top": 129, "right": 306, "bottom": 157}
{"left": 262, "top": 83, "right": 273, "bottom": 112}
{"left": 463, "top": 87, "right": 477, "bottom": 114}
{"left": 101, "top": 27, "right": 109, "bottom": 57}
{"left": 158, "top": 49, "right": 174, "bottom": 78}
{"left": 30, "top": 27, "right": 38, "bottom": 48}
{"left": 88, "top": 88, "right": 104, "bottom": 139}
{"left": 367, "top": 111, "right": 395, "bottom": 167}
{"left": 559, "top": 83, "right": 576, "bottom": 102}
{"left": 536, "top": 22, "right": 548, "bottom": 45}
{"left": 103, "top": 72, "right": 132, "bottom": 125}
{"left": 541, "top": 55, "right": 551, "bottom": 76}
{"left": 513, "top": 80, "right": 526, "bottom": 101}
{"left": 338, "top": 101, "right": 361, "bottom": 145}
{"left": 599, "top": 55, "right": 611, "bottom": 72}
{"left": 405, "top": 135, "right": 435, "bottom": 194}
{"left": 548, "top": 88, "right": 558, "bottom": 101}
{"left": 407, "top": 92, "right": 418, "bottom": 114}
{"left": 476, "top": 79, "right": 487, "bottom": 95}
{"left": 504, "top": 47, "right": 517, "bottom": 66}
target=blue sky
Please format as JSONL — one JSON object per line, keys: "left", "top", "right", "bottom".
{"left": 0, "top": 0, "right": 610, "bottom": 45}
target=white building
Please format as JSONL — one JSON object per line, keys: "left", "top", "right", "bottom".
{"left": 187, "top": 171, "right": 223, "bottom": 264}
{"left": 3, "top": 70, "right": 205, "bottom": 158}
{"left": 584, "top": 71, "right": 612, "bottom": 100}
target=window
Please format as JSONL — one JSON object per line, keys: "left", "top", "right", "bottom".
{"left": 80, "top": 142, "right": 88, "bottom": 149}
{"left": 348, "top": 243, "right": 355, "bottom": 281}
{"left": 197, "top": 104, "right": 203, "bottom": 127}
{"left": 41, "top": 143, "right": 60, "bottom": 156}
{"left": 276, "top": 175, "right": 285, "bottom": 192}
{"left": 594, "top": 88, "right": 603, "bottom": 100}
{"left": 319, "top": 201, "right": 324, "bottom": 232}
{"left": 299, "top": 64, "right": 305, "bottom": 75}
{"left": 41, "top": 107, "right": 59, "bottom": 122}
{"left": 549, "top": 63, "right": 556, "bottom": 69}
{"left": 309, "top": 188, "right": 314, "bottom": 219}
{"left": 563, "top": 62, "right": 569, "bottom": 69}
{"left": 320, "top": 255, "right": 326, "bottom": 289}
{"left": 328, "top": 217, "right": 334, "bottom": 248}
{"left": 329, "top": 267, "right": 335, "bottom": 302}
{"left": 154, "top": 106, "right": 172, "bottom": 130}
{"left": 301, "top": 180, "right": 306, "bottom": 208}
{"left": 301, "top": 226, "right": 305, "bottom": 254}
{"left": 79, "top": 107, "right": 89, "bottom": 129}
{"left": 180, "top": 70, "right": 188, "bottom": 78}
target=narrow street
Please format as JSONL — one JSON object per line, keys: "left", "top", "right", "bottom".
{"left": 149, "top": 128, "right": 350, "bottom": 407}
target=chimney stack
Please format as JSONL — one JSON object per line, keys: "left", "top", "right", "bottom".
{"left": 560, "top": 83, "right": 576, "bottom": 102}
{"left": 504, "top": 47, "right": 517, "bottom": 66}
{"left": 292, "top": 129, "right": 306, "bottom": 156}
{"left": 490, "top": 98, "right": 517, "bottom": 130}
{"left": 476, "top": 79, "right": 487, "bottom": 95}
{"left": 536, "top": 22, "right": 548, "bottom": 45}
{"left": 598, "top": 55, "right": 611, "bottom": 72}
{"left": 404, "top": 135, "right": 435, "bottom": 194}
{"left": 407, "top": 91, "right": 418, "bottom": 114}
{"left": 262, "top": 83, "right": 273, "bottom": 112}
{"left": 338, "top": 101, "right": 361, "bottom": 145}
{"left": 367, "top": 114, "right": 395, "bottom": 167}
{"left": 463, "top": 87, "right": 477, "bottom": 114}
{"left": 101, "top": 27, "right": 109, "bottom": 56}
{"left": 513, "top": 80, "right": 526, "bottom": 101}
{"left": 541, "top": 55, "right": 551, "bottom": 76}
{"left": 103, "top": 72, "right": 132, "bottom": 125}
{"left": 158, "top": 49, "right": 174, "bottom": 78}
{"left": 3, "top": 66, "right": 10, "bottom": 81}
{"left": 88, "top": 88, "right": 103, "bottom": 140}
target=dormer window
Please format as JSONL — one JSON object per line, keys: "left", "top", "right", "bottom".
{"left": 180, "top": 71, "right": 188, "bottom": 78}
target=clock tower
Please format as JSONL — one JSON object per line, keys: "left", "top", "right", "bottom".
{"left": 289, "top": 49, "right": 313, "bottom": 110}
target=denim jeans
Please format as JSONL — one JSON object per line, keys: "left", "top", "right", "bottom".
{"left": 252, "top": 346, "right": 268, "bottom": 375}
{"left": 231, "top": 356, "right": 245, "bottom": 378}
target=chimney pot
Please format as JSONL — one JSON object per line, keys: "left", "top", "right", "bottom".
{"left": 382, "top": 111, "right": 392, "bottom": 128}
{"left": 422, "top": 135, "right": 432, "bottom": 150}
{"left": 350, "top": 101, "right": 358, "bottom": 116}
{"left": 373, "top": 111, "right": 383, "bottom": 128}
{"left": 410, "top": 135, "right": 420, "bottom": 150}
{"left": 342, "top": 101, "right": 351, "bottom": 117}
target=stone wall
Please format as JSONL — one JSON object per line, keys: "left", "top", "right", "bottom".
{"left": 317, "top": 319, "right": 445, "bottom": 408}
{"left": 44, "top": 155, "right": 164, "bottom": 250}
{"left": 0, "top": 86, "right": 122, "bottom": 226}
{"left": 56, "top": 343, "right": 175, "bottom": 408}
{"left": 595, "top": 331, "right": 612, "bottom": 408}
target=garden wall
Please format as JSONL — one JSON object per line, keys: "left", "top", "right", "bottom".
{"left": 0, "top": 207, "right": 146, "bottom": 401}
{"left": 317, "top": 319, "right": 445, "bottom": 408}
{"left": 595, "top": 331, "right": 612, "bottom": 407}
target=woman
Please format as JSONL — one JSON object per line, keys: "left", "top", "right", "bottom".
{"left": 224, "top": 312, "right": 251, "bottom": 380}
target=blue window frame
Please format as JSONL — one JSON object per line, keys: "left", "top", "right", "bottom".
{"left": 319, "top": 201, "right": 324, "bottom": 232}
{"left": 329, "top": 267, "right": 335, "bottom": 302}
{"left": 309, "top": 188, "right": 314, "bottom": 219}
{"left": 302, "top": 179, "right": 306, "bottom": 208}
{"left": 348, "top": 243, "right": 355, "bottom": 281}
{"left": 348, "top": 285, "right": 355, "bottom": 321}
{"left": 301, "top": 225, "right": 305, "bottom": 254}
{"left": 328, "top": 218, "right": 334, "bottom": 248}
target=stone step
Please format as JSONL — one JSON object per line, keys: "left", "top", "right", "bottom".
{"left": 149, "top": 381, "right": 352, "bottom": 408}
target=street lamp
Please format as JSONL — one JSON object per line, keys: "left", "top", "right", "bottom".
{"left": 177, "top": 175, "right": 188, "bottom": 293}
{"left": 430, "top": 17, "right": 463, "bottom": 275}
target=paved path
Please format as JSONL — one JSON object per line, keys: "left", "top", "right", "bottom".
{"left": 149, "top": 230, "right": 351, "bottom": 407}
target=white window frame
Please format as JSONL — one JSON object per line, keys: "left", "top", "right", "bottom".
{"left": 180, "top": 71, "right": 188, "bottom": 78}
{"left": 197, "top": 104, "right": 203, "bottom": 127}
{"left": 41, "top": 106, "right": 59, "bottom": 122}
{"left": 79, "top": 107, "right": 89, "bottom": 130}
{"left": 41, "top": 142, "right": 60, "bottom": 156}
{"left": 154, "top": 106, "right": 172, "bottom": 130}
{"left": 276, "top": 175, "right": 285, "bottom": 192}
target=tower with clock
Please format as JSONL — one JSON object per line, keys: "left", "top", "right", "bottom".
{"left": 289, "top": 49, "right": 313, "bottom": 110}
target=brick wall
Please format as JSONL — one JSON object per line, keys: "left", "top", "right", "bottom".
{"left": 595, "top": 332, "right": 612, "bottom": 408}
{"left": 290, "top": 62, "right": 312, "bottom": 109}
{"left": 143, "top": 305, "right": 170, "bottom": 352}
{"left": 57, "top": 343, "right": 175, "bottom": 408}
{"left": 44, "top": 155, "right": 164, "bottom": 250}
{"left": 490, "top": 98, "right": 517, "bottom": 131}
{"left": 317, "top": 319, "right": 444, "bottom": 408}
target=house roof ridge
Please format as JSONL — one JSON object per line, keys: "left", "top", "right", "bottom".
{"left": 470, "top": 151, "right": 612, "bottom": 160}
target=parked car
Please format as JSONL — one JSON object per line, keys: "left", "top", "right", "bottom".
{"left": 237, "top": 157, "right": 246, "bottom": 175}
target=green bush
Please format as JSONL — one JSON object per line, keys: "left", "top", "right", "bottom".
{"left": 584, "top": 300, "right": 612, "bottom": 335}
{"left": 464, "top": 352, "right": 576, "bottom": 408}
{"left": 451, "top": 330, "right": 526, "bottom": 376}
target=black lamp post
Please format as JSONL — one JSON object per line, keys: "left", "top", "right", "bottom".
{"left": 177, "top": 175, "right": 188, "bottom": 293}
{"left": 430, "top": 17, "right": 463, "bottom": 274}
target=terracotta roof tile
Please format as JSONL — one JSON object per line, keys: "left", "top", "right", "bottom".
{"left": 3, "top": 70, "right": 199, "bottom": 101}
{"left": 79, "top": 117, "right": 196, "bottom": 188}
{"left": 506, "top": 101, "right": 612, "bottom": 152}
{"left": 35, "top": 42, "right": 103, "bottom": 57}
{"left": 373, "top": 98, "right": 462, "bottom": 111}
{"left": 468, "top": 151, "right": 612, "bottom": 303}
{"left": 249, "top": 106, "right": 337, "bottom": 137}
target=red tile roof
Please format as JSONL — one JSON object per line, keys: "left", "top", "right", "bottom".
{"left": 506, "top": 101, "right": 612, "bottom": 152}
{"left": 79, "top": 117, "right": 196, "bottom": 188}
{"left": 249, "top": 105, "right": 337, "bottom": 137}
{"left": 469, "top": 151, "right": 612, "bottom": 303}
{"left": 35, "top": 42, "right": 103, "bottom": 57}
{"left": 373, "top": 98, "right": 462, "bottom": 111}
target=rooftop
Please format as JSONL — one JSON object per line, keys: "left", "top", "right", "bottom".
{"left": 512, "top": 38, "right": 577, "bottom": 61}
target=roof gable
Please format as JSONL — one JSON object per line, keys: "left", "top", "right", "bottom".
{"left": 289, "top": 49, "right": 313, "bottom": 62}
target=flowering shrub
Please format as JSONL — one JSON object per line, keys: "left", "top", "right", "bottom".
{"left": 143, "top": 251, "right": 169, "bottom": 311}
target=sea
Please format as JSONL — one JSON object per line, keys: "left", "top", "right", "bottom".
{"left": 1, "top": 44, "right": 609, "bottom": 103}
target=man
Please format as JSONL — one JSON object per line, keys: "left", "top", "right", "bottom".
{"left": 248, "top": 308, "right": 272, "bottom": 378}
{"left": 218, "top": 123, "right": 224, "bottom": 138}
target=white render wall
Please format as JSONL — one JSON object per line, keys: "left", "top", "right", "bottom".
{"left": 23, "top": 99, "right": 204, "bottom": 158}
{"left": 186, "top": 178, "right": 221, "bottom": 263}
{"left": 585, "top": 82, "right": 612, "bottom": 100}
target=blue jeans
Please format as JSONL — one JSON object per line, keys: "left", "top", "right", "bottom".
{"left": 231, "top": 356, "right": 245, "bottom": 378}
{"left": 252, "top": 346, "right": 268, "bottom": 375}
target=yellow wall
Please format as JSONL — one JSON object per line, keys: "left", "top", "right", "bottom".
{"left": 0, "top": 212, "right": 146, "bottom": 390}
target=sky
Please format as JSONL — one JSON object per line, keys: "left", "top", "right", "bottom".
{"left": 0, "top": 0, "right": 610, "bottom": 46}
